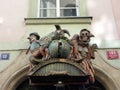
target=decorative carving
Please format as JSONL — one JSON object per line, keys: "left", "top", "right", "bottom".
{"left": 26, "top": 32, "right": 50, "bottom": 71}
{"left": 48, "top": 25, "right": 71, "bottom": 58}
{"left": 69, "top": 29, "right": 96, "bottom": 83}
{"left": 49, "top": 70, "right": 68, "bottom": 75}
{"left": 26, "top": 25, "right": 97, "bottom": 84}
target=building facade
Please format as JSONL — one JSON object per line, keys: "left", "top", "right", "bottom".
{"left": 0, "top": 0, "right": 120, "bottom": 90}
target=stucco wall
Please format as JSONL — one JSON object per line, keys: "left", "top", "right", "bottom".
{"left": 86, "top": 0, "right": 120, "bottom": 48}
{"left": 0, "top": 0, "right": 120, "bottom": 47}
{"left": 0, "top": 0, "right": 28, "bottom": 42}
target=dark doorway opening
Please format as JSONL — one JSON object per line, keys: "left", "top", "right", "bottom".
{"left": 16, "top": 78, "right": 105, "bottom": 90}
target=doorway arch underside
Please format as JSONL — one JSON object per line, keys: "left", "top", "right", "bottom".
{"left": 2, "top": 64, "right": 118, "bottom": 90}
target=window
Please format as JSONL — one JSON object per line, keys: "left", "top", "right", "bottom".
{"left": 38, "top": 0, "right": 79, "bottom": 17}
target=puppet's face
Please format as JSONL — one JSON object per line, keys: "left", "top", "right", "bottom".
{"left": 28, "top": 35, "right": 37, "bottom": 43}
{"left": 80, "top": 30, "right": 93, "bottom": 45}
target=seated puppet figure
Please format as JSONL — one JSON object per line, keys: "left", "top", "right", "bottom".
{"left": 68, "top": 29, "right": 95, "bottom": 83}
{"left": 78, "top": 29, "right": 95, "bottom": 83}
{"left": 27, "top": 32, "right": 49, "bottom": 71}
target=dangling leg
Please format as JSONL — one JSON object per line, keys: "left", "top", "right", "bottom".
{"left": 29, "top": 62, "right": 34, "bottom": 71}
{"left": 38, "top": 47, "right": 46, "bottom": 60}
{"left": 29, "top": 56, "right": 35, "bottom": 71}
{"left": 82, "top": 60, "right": 89, "bottom": 74}
{"left": 87, "top": 60, "right": 95, "bottom": 83}
{"left": 89, "top": 69, "right": 95, "bottom": 83}
{"left": 45, "top": 48, "right": 50, "bottom": 60}
{"left": 81, "top": 59, "right": 95, "bottom": 83}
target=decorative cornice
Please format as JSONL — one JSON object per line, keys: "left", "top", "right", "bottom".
{"left": 24, "top": 17, "right": 93, "bottom": 25}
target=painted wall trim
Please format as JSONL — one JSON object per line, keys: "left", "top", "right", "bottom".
{"left": 24, "top": 17, "right": 92, "bottom": 25}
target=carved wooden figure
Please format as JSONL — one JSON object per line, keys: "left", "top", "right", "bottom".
{"left": 27, "top": 32, "right": 50, "bottom": 71}
{"left": 78, "top": 29, "right": 95, "bottom": 83}
{"left": 26, "top": 25, "right": 97, "bottom": 86}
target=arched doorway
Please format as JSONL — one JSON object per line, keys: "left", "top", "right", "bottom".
{"left": 2, "top": 65, "right": 118, "bottom": 90}
{"left": 16, "top": 78, "right": 105, "bottom": 90}
{"left": 15, "top": 62, "right": 106, "bottom": 90}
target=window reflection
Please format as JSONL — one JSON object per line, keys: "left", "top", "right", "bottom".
{"left": 39, "top": 0, "right": 78, "bottom": 17}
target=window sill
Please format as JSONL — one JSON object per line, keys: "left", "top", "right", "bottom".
{"left": 24, "top": 17, "right": 92, "bottom": 25}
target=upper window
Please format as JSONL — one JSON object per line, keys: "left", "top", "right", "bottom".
{"left": 38, "top": 0, "right": 79, "bottom": 17}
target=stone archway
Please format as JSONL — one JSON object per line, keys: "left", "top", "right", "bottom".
{"left": 1, "top": 65, "right": 29, "bottom": 90}
{"left": 94, "top": 65, "right": 118, "bottom": 90}
{"left": 2, "top": 64, "right": 118, "bottom": 90}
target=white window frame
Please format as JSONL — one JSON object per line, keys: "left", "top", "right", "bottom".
{"left": 37, "top": 0, "right": 79, "bottom": 18}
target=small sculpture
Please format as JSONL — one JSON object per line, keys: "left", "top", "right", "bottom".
{"left": 69, "top": 29, "right": 95, "bottom": 83}
{"left": 52, "top": 25, "right": 70, "bottom": 42}
{"left": 26, "top": 25, "right": 96, "bottom": 84}
{"left": 49, "top": 25, "right": 71, "bottom": 58}
{"left": 78, "top": 29, "right": 95, "bottom": 83}
{"left": 26, "top": 32, "right": 50, "bottom": 71}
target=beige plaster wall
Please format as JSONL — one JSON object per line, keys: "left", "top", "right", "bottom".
{"left": 86, "top": 0, "right": 120, "bottom": 48}
{"left": 93, "top": 51, "right": 120, "bottom": 90}
{"left": 0, "top": 50, "right": 30, "bottom": 90}
{"left": 111, "top": 0, "right": 120, "bottom": 38}
{"left": 0, "top": 0, "right": 28, "bottom": 42}
{"left": 0, "top": 0, "right": 120, "bottom": 44}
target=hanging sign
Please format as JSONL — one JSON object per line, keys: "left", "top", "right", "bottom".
{"left": 0, "top": 53, "right": 10, "bottom": 60}
{"left": 106, "top": 50, "right": 119, "bottom": 60}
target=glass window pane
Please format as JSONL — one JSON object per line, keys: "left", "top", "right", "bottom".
{"left": 40, "top": 9, "right": 56, "bottom": 17}
{"left": 40, "top": 9, "right": 47, "bottom": 17}
{"left": 60, "top": 9, "right": 76, "bottom": 16}
{"left": 60, "top": 0, "right": 77, "bottom": 17}
{"left": 39, "top": 0, "right": 78, "bottom": 17}
{"left": 40, "top": 0, "right": 47, "bottom": 8}
{"left": 41, "top": 0, "right": 56, "bottom": 8}
{"left": 60, "top": 0, "right": 76, "bottom": 7}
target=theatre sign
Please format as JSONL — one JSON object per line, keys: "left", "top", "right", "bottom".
{"left": 106, "top": 50, "right": 119, "bottom": 60}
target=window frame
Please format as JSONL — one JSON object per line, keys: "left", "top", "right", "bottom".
{"left": 37, "top": 0, "right": 80, "bottom": 18}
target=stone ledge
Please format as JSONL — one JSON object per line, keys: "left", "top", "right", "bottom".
{"left": 24, "top": 17, "right": 92, "bottom": 25}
